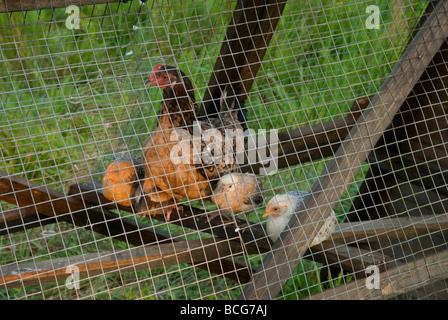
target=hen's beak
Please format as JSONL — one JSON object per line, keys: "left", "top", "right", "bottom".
{"left": 145, "top": 72, "right": 157, "bottom": 86}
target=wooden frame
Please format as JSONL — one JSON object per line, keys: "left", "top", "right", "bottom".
{"left": 0, "top": 238, "right": 250, "bottom": 289}
{"left": 306, "top": 249, "right": 448, "bottom": 300}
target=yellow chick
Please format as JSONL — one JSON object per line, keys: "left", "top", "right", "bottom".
{"left": 102, "top": 156, "right": 144, "bottom": 207}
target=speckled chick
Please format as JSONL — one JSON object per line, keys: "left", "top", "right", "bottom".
{"left": 263, "top": 191, "right": 337, "bottom": 245}
{"left": 209, "top": 172, "right": 264, "bottom": 225}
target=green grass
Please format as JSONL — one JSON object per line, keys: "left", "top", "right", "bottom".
{"left": 0, "top": 0, "right": 429, "bottom": 299}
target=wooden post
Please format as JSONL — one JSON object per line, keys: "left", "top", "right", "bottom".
{"left": 240, "top": 0, "right": 448, "bottom": 300}
{"left": 199, "top": 0, "right": 287, "bottom": 121}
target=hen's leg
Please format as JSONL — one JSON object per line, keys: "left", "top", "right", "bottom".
{"left": 165, "top": 200, "right": 183, "bottom": 222}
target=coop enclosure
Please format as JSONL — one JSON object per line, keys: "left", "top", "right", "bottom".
{"left": 1, "top": 0, "right": 448, "bottom": 300}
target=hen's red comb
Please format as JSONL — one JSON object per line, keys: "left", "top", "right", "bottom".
{"left": 149, "top": 64, "right": 164, "bottom": 83}
{"left": 153, "top": 64, "right": 163, "bottom": 72}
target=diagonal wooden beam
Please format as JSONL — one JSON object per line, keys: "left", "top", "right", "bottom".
{"left": 67, "top": 180, "right": 272, "bottom": 254}
{"left": 240, "top": 0, "right": 448, "bottom": 300}
{"left": 0, "top": 171, "right": 170, "bottom": 246}
{"left": 0, "top": 208, "right": 56, "bottom": 236}
{"left": 0, "top": 172, "right": 252, "bottom": 283}
{"left": 199, "top": 0, "right": 287, "bottom": 121}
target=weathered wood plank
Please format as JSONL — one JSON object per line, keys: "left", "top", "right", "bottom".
{"left": 310, "top": 243, "right": 392, "bottom": 279}
{"left": 0, "top": 238, "right": 250, "bottom": 290}
{"left": 0, "top": 171, "right": 170, "bottom": 246}
{"left": 240, "top": 0, "right": 448, "bottom": 300}
{"left": 0, "top": 172, "right": 253, "bottom": 282}
{"left": 305, "top": 249, "right": 448, "bottom": 300}
{"left": 330, "top": 215, "right": 448, "bottom": 244}
{"left": 0, "top": 208, "right": 56, "bottom": 236}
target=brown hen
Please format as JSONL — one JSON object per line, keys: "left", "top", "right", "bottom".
{"left": 138, "top": 64, "right": 244, "bottom": 221}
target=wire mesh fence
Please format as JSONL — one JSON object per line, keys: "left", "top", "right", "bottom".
{"left": 1, "top": 0, "right": 448, "bottom": 300}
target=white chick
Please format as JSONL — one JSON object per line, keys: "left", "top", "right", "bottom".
{"left": 263, "top": 191, "right": 337, "bottom": 245}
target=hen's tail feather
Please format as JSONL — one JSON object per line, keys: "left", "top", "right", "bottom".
{"left": 219, "top": 83, "right": 248, "bottom": 130}
{"left": 219, "top": 84, "right": 237, "bottom": 112}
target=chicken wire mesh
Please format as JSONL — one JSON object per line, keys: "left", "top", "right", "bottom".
{"left": 1, "top": 0, "right": 447, "bottom": 300}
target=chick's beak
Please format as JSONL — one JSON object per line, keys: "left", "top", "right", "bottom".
{"left": 262, "top": 207, "right": 272, "bottom": 218}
